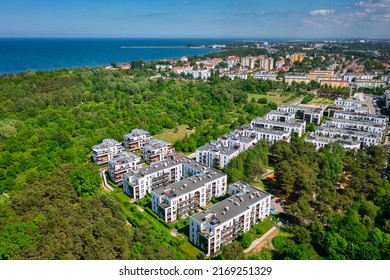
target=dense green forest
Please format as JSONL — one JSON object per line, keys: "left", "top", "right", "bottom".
{"left": 1, "top": 68, "right": 389, "bottom": 260}
{"left": 223, "top": 140, "right": 390, "bottom": 260}
{"left": 0, "top": 68, "right": 275, "bottom": 259}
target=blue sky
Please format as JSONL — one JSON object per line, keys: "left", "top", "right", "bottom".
{"left": 0, "top": 0, "right": 389, "bottom": 38}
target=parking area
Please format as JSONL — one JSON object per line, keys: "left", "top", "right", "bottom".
{"left": 271, "top": 196, "right": 284, "bottom": 214}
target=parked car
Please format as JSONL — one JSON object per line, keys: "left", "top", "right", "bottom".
{"left": 270, "top": 207, "right": 277, "bottom": 214}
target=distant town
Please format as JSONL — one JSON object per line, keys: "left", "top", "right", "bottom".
{"left": 92, "top": 40, "right": 390, "bottom": 257}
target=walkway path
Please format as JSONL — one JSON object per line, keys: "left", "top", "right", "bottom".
{"left": 99, "top": 168, "right": 114, "bottom": 192}
{"left": 243, "top": 226, "right": 277, "bottom": 254}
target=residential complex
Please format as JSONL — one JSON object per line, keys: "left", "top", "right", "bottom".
{"left": 305, "top": 98, "right": 388, "bottom": 150}
{"left": 123, "top": 129, "right": 152, "bottom": 152}
{"left": 143, "top": 138, "right": 175, "bottom": 164}
{"left": 278, "top": 104, "right": 326, "bottom": 125}
{"left": 196, "top": 141, "right": 241, "bottom": 169}
{"left": 123, "top": 157, "right": 208, "bottom": 199}
{"left": 189, "top": 181, "right": 271, "bottom": 256}
{"left": 108, "top": 152, "right": 142, "bottom": 184}
{"left": 151, "top": 169, "right": 227, "bottom": 223}
{"left": 251, "top": 117, "right": 306, "bottom": 137}
{"left": 92, "top": 139, "right": 124, "bottom": 165}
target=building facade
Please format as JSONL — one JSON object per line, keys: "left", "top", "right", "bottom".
{"left": 123, "top": 129, "right": 152, "bottom": 152}
{"left": 108, "top": 152, "right": 142, "bottom": 184}
{"left": 152, "top": 170, "right": 227, "bottom": 223}
{"left": 92, "top": 139, "right": 124, "bottom": 165}
{"left": 189, "top": 181, "right": 271, "bottom": 256}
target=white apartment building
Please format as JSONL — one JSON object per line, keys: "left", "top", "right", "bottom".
{"left": 331, "top": 97, "right": 369, "bottom": 114}
{"left": 251, "top": 117, "right": 306, "bottom": 137}
{"left": 315, "top": 127, "right": 382, "bottom": 147}
{"left": 325, "top": 118, "right": 386, "bottom": 136}
{"left": 266, "top": 110, "right": 296, "bottom": 123}
{"left": 108, "top": 152, "right": 142, "bottom": 184}
{"left": 217, "top": 133, "right": 257, "bottom": 152}
{"left": 196, "top": 141, "right": 240, "bottom": 169}
{"left": 192, "top": 69, "right": 211, "bottom": 79}
{"left": 245, "top": 127, "right": 291, "bottom": 144}
{"left": 252, "top": 73, "right": 277, "bottom": 81}
{"left": 151, "top": 170, "right": 227, "bottom": 223}
{"left": 332, "top": 110, "right": 389, "bottom": 126}
{"left": 278, "top": 104, "right": 326, "bottom": 125}
{"left": 284, "top": 76, "right": 310, "bottom": 84}
{"left": 92, "top": 139, "right": 124, "bottom": 165}
{"left": 123, "top": 129, "right": 152, "bottom": 152}
{"left": 305, "top": 135, "right": 361, "bottom": 150}
{"left": 123, "top": 157, "right": 207, "bottom": 199}
{"left": 226, "top": 72, "right": 248, "bottom": 80}
{"left": 143, "top": 138, "right": 175, "bottom": 164}
{"left": 189, "top": 181, "right": 271, "bottom": 256}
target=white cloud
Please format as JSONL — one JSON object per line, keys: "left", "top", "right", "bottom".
{"left": 309, "top": 9, "right": 335, "bottom": 16}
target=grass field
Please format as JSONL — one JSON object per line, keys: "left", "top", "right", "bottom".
{"left": 309, "top": 97, "right": 334, "bottom": 106}
{"left": 248, "top": 92, "right": 301, "bottom": 105}
{"left": 179, "top": 242, "right": 200, "bottom": 259}
{"left": 0, "top": 193, "right": 9, "bottom": 205}
{"left": 155, "top": 125, "right": 195, "bottom": 143}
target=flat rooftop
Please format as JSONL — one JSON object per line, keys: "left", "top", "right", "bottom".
{"left": 126, "top": 157, "right": 205, "bottom": 178}
{"left": 153, "top": 170, "right": 226, "bottom": 199}
{"left": 109, "top": 152, "right": 141, "bottom": 165}
{"left": 252, "top": 117, "right": 305, "bottom": 128}
{"left": 92, "top": 139, "right": 122, "bottom": 151}
{"left": 249, "top": 127, "right": 290, "bottom": 136}
{"left": 333, "top": 110, "right": 389, "bottom": 120}
{"left": 326, "top": 118, "right": 385, "bottom": 128}
{"left": 316, "top": 127, "right": 382, "bottom": 138}
{"left": 197, "top": 143, "right": 240, "bottom": 156}
{"left": 191, "top": 182, "right": 270, "bottom": 225}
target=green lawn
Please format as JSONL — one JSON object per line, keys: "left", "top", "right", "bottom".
{"left": 155, "top": 125, "right": 195, "bottom": 143}
{"left": 179, "top": 242, "right": 200, "bottom": 259}
{"left": 309, "top": 97, "right": 334, "bottom": 106}
{"left": 248, "top": 92, "right": 301, "bottom": 105}
{"left": 0, "top": 194, "right": 9, "bottom": 205}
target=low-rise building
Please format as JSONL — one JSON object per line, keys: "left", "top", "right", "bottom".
{"left": 189, "top": 181, "right": 271, "bottom": 256}
{"left": 284, "top": 75, "right": 310, "bottom": 84}
{"left": 332, "top": 110, "right": 388, "bottom": 126}
{"left": 143, "top": 138, "right": 175, "bottom": 164}
{"left": 325, "top": 118, "right": 386, "bottom": 136}
{"left": 251, "top": 117, "right": 306, "bottom": 137}
{"left": 305, "top": 135, "right": 361, "bottom": 150}
{"left": 123, "top": 129, "right": 152, "bottom": 152}
{"left": 355, "top": 79, "right": 386, "bottom": 88}
{"left": 320, "top": 79, "right": 349, "bottom": 88}
{"left": 278, "top": 104, "right": 326, "bottom": 125}
{"left": 226, "top": 72, "right": 248, "bottom": 80}
{"left": 315, "top": 127, "right": 383, "bottom": 147}
{"left": 108, "top": 152, "right": 142, "bottom": 183}
{"left": 92, "top": 139, "right": 124, "bottom": 165}
{"left": 266, "top": 110, "right": 296, "bottom": 122}
{"left": 245, "top": 127, "right": 291, "bottom": 144}
{"left": 192, "top": 69, "right": 211, "bottom": 79}
{"left": 252, "top": 73, "right": 277, "bottom": 81}
{"left": 152, "top": 170, "right": 227, "bottom": 223}
{"left": 123, "top": 157, "right": 207, "bottom": 199}
{"left": 196, "top": 141, "right": 240, "bottom": 169}
{"left": 329, "top": 97, "right": 369, "bottom": 115}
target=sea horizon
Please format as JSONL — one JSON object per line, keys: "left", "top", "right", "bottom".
{"left": 1, "top": 37, "right": 389, "bottom": 75}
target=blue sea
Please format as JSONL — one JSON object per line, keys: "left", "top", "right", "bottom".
{"left": 0, "top": 38, "right": 242, "bottom": 74}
